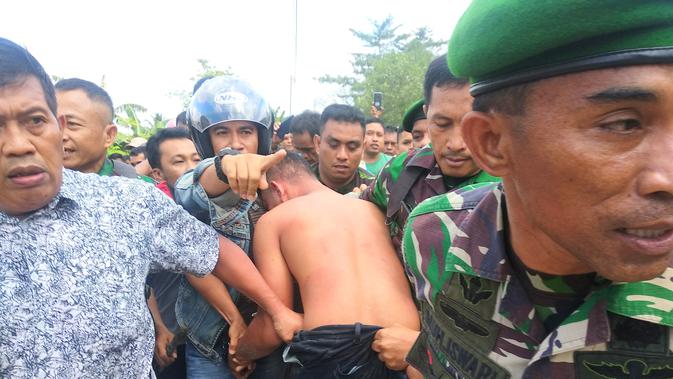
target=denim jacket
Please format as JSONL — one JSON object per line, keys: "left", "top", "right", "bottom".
{"left": 173, "top": 158, "right": 261, "bottom": 361}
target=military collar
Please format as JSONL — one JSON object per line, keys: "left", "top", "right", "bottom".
{"left": 97, "top": 158, "right": 114, "bottom": 176}
{"left": 405, "top": 146, "right": 437, "bottom": 170}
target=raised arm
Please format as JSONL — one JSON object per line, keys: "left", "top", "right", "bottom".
{"left": 210, "top": 234, "right": 301, "bottom": 343}
{"left": 199, "top": 150, "right": 286, "bottom": 199}
{"left": 235, "top": 214, "right": 297, "bottom": 361}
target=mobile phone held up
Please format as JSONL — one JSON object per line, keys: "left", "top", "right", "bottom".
{"left": 373, "top": 91, "right": 383, "bottom": 111}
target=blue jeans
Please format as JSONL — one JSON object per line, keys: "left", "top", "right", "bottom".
{"left": 185, "top": 341, "right": 235, "bottom": 379}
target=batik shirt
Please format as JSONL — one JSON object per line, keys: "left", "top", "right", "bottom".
{"left": 362, "top": 146, "right": 499, "bottom": 259}
{"left": 402, "top": 184, "right": 673, "bottom": 378}
{"left": 0, "top": 169, "right": 220, "bottom": 378}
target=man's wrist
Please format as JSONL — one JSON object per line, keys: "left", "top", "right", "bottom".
{"left": 214, "top": 148, "right": 241, "bottom": 184}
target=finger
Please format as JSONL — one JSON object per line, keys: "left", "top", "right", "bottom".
{"left": 371, "top": 340, "right": 382, "bottom": 352}
{"left": 258, "top": 173, "right": 269, "bottom": 191}
{"left": 246, "top": 162, "right": 261, "bottom": 199}
{"left": 261, "top": 149, "right": 287, "bottom": 171}
{"left": 236, "top": 160, "right": 250, "bottom": 200}
{"left": 223, "top": 157, "right": 239, "bottom": 195}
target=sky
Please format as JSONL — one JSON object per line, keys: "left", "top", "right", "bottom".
{"left": 2, "top": 0, "right": 471, "bottom": 127}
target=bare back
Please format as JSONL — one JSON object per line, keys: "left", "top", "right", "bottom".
{"left": 257, "top": 190, "right": 419, "bottom": 331}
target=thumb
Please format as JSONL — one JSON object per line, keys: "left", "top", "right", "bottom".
{"left": 261, "top": 149, "right": 287, "bottom": 170}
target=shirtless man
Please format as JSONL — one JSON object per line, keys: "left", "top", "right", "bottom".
{"left": 233, "top": 153, "right": 420, "bottom": 378}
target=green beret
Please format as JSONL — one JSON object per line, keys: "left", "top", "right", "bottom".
{"left": 448, "top": 1, "right": 673, "bottom": 95}
{"left": 402, "top": 99, "right": 426, "bottom": 132}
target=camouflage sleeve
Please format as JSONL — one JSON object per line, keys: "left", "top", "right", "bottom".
{"left": 360, "top": 151, "right": 409, "bottom": 212}
{"left": 402, "top": 196, "right": 452, "bottom": 305}
{"left": 402, "top": 184, "right": 497, "bottom": 305}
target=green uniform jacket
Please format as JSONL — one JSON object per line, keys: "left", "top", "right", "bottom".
{"left": 99, "top": 158, "right": 153, "bottom": 183}
{"left": 361, "top": 146, "right": 499, "bottom": 260}
{"left": 403, "top": 184, "right": 673, "bottom": 378}
{"left": 312, "top": 164, "right": 374, "bottom": 195}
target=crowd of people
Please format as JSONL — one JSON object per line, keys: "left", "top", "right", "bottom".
{"left": 2, "top": 1, "right": 673, "bottom": 378}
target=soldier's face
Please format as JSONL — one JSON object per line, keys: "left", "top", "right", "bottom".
{"left": 426, "top": 85, "right": 480, "bottom": 178}
{"left": 487, "top": 64, "right": 673, "bottom": 282}
{"left": 57, "top": 89, "right": 116, "bottom": 174}
{"left": 411, "top": 119, "right": 430, "bottom": 148}
{"left": 315, "top": 120, "right": 363, "bottom": 183}
{"left": 398, "top": 131, "right": 413, "bottom": 153}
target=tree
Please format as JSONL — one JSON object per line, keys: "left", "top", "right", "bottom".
{"left": 320, "top": 18, "right": 445, "bottom": 126}
{"left": 110, "top": 104, "right": 167, "bottom": 153}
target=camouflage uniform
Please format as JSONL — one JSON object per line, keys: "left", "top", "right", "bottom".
{"left": 312, "top": 163, "right": 374, "bottom": 195}
{"left": 403, "top": 184, "right": 673, "bottom": 378}
{"left": 361, "top": 146, "right": 499, "bottom": 259}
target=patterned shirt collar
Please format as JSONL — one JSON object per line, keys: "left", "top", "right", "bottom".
{"left": 0, "top": 169, "right": 83, "bottom": 222}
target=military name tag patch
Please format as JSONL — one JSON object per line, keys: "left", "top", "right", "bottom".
{"left": 422, "top": 305, "right": 510, "bottom": 379}
{"left": 575, "top": 351, "right": 673, "bottom": 379}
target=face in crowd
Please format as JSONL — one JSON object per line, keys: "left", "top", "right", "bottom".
{"left": 411, "top": 119, "right": 430, "bottom": 148}
{"left": 383, "top": 130, "right": 398, "bottom": 155}
{"left": 315, "top": 120, "right": 364, "bottom": 185}
{"left": 363, "top": 122, "right": 384, "bottom": 156}
{"left": 209, "top": 120, "right": 259, "bottom": 154}
{"left": 0, "top": 76, "right": 64, "bottom": 216}
{"left": 57, "top": 89, "right": 116, "bottom": 173}
{"left": 152, "top": 138, "right": 201, "bottom": 187}
{"left": 426, "top": 84, "right": 479, "bottom": 178}
{"left": 129, "top": 152, "right": 145, "bottom": 167}
{"left": 462, "top": 64, "right": 673, "bottom": 282}
{"left": 292, "top": 131, "right": 319, "bottom": 165}
{"left": 397, "top": 131, "right": 413, "bottom": 153}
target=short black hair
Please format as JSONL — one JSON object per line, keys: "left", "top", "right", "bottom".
{"left": 0, "top": 37, "right": 57, "bottom": 116}
{"left": 108, "top": 153, "right": 125, "bottom": 160}
{"left": 290, "top": 110, "right": 321, "bottom": 138}
{"left": 365, "top": 117, "right": 384, "bottom": 126}
{"left": 472, "top": 83, "right": 529, "bottom": 116}
{"left": 423, "top": 54, "right": 469, "bottom": 105}
{"left": 55, "top": 78, "right": 114, "bottom": 124}
{"left": 265, "top": 151, "right": 316, "bottom": 183}
{"left": 319, "top": 104, "right": 366, "bottom": 135}
{"left": 384, "top": 125, "right": 399, "bottom": 135}
{"left": 146, "top": 128, "right": 192, "bottom": 169}
{"left": 129, "top": 145, "right": 146, "bottom": 158}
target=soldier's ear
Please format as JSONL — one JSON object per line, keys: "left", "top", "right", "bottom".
{"left": 461, "top": 111, "right": 512, "bottom": 177}
{"left": 313, "top": 134, "right": 321, "bottom": 150}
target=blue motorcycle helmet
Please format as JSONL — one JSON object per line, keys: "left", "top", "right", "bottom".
{"left": 188, "top": 77, "right": 274, "bottom": 158}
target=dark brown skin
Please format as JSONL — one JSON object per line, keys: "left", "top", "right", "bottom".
{"left": 462, "top": 64, "right": 673, "bottom": 282}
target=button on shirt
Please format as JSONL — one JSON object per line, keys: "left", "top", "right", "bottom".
{"left": 0, "top": 169, "right": 220, "bottom": 378}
